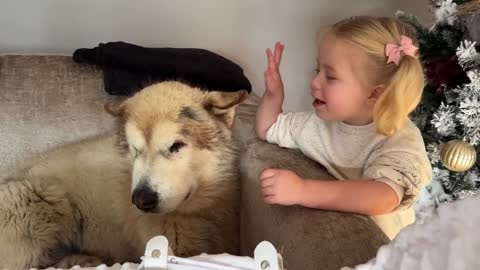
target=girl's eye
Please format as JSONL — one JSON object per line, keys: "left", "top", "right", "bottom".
{"left": 169, "top": 141, "right": 186, "bottom": 153}
{"left": 314, "top": 68, "right": 320, "bottom": 74}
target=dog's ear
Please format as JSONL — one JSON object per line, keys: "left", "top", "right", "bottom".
{"left": 104, "top": 100, "right": 127, "bottom": 117}
{"left": 203, "top": 90, "right": 248, "bottom": 127}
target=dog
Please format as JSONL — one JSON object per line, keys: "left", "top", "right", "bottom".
{"left": 0, "top": 81, "right": 248, "bottom": 269}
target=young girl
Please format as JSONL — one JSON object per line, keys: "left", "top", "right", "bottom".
{"left": 255, "top": 16, "right": 432, "bottom": 239}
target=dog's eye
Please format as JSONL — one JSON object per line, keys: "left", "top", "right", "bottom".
{"left": 169, "top": 141, "right": 186, "bottom": 153}
{"left": 131, "top": 146, "right": 143, "bottom": 158}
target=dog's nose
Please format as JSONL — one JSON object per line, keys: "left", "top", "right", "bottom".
{"left": 132, "top": 184, "right": 159, "bottom": 212}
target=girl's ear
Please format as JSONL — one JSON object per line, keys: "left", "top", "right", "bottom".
{"left": 367, "top": 85, "right": 386, "bottom": 106}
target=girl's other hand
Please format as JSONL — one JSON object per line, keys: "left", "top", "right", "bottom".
{"left": 260, "top": 168, "right": 305, "bottom": 205}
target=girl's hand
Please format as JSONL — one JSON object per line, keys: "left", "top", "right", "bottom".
{"left": 264, "top": 42, "right": 285, "bottom": 96}
{"left": 260, "top": 168, "right": 305, "bottom": 205}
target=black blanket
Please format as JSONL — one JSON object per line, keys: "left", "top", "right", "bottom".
{"left": 73, "top": 41, "right": 252, "bottom": 96}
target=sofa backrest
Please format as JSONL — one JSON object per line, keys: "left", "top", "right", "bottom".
{"left": 0, "top": 55, "right": 116, "bottom": 172}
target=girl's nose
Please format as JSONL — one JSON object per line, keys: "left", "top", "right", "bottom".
{"left": 311, "top": 74, "right": 322, "bottom": 91}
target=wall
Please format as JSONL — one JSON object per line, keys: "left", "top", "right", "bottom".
{"left": 0, "top": 0, "right": 431, "bottom": 111}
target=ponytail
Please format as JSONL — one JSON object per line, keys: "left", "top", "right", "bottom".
{"left": 374, "top": 55, "right": 424, "bottom": 135}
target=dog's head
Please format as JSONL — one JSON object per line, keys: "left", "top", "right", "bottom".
{"left": 105, "top": 81, "right": 247, "bottom": 214}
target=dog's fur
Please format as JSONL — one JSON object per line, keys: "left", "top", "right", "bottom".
{"left": 0, "top": 81, "right": 247, "bottom": 269}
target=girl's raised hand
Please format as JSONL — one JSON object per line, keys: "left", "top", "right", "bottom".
{"left": 264, "top": 42, "right": 285, "bottom": 96}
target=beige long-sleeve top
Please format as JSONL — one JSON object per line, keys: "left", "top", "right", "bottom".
{"left": 266, "top": 111, "right": 432, "bottom": 239}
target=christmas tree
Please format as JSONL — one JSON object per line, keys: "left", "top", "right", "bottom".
{"left": 396, "top": 0, "right": 480, "bottom": 221}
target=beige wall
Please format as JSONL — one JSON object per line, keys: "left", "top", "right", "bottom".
{"left": 0, "top": 0, "right": 431, "bottom": 111}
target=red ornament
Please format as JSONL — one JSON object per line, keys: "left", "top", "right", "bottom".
{"left": 424, "top": 55, "right": 469, "bottom": 90}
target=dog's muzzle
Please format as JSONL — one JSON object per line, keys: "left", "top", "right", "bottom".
{"left": 132, "top": 182, "right": 159, "bottom": 212}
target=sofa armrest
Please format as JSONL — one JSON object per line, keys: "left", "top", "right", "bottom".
{"left": 232, "top": 94, "right": 389, "bottom": 270}
{"left": 239, "top": 141, "right": 390, "bottom": 269}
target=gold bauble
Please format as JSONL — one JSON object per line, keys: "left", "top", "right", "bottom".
{"left": 440, "top": 140, "right": 477, "bottom": 172}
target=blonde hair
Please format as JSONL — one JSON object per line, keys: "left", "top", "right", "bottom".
{"left": 331, "top": 16, "right": 424, "bottom": 136}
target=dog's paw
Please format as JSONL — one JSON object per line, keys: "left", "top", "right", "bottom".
{"left": 55, "top": 254, "right": 103, "bottom": 268}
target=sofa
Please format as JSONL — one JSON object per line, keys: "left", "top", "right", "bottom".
{"left": 0, "top": 55, "right": 389, "bottom": 270}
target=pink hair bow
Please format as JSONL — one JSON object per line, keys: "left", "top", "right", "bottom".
{"left": 385, "top": 35, "right": 418, "bottom": 66}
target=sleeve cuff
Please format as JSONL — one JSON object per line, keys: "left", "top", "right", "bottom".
{"left": 375, "top": 177, "right": 405, "bottom": 207}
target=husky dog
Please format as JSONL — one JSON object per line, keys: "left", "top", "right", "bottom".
{"left": 0, "top": 81, "right": 247, "bottom": 269}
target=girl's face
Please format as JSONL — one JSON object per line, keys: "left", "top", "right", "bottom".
{"left": 311, "top": 32, "right": 377, "bottom": 126}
